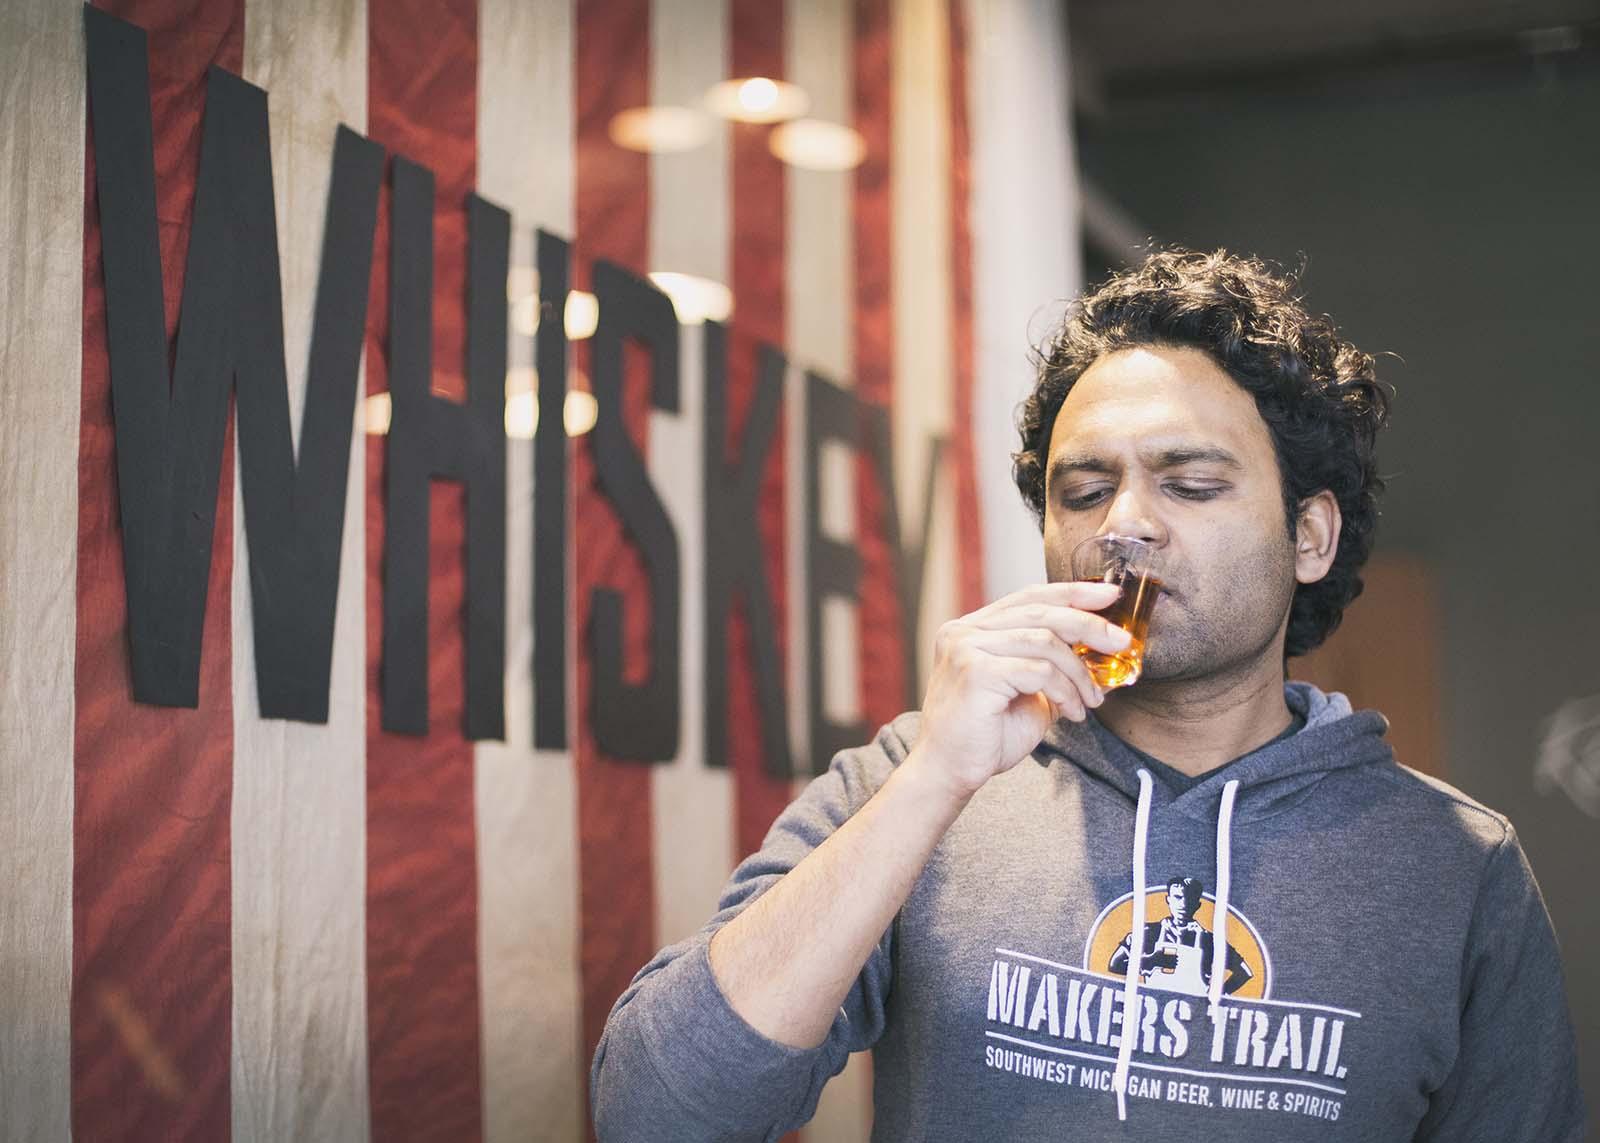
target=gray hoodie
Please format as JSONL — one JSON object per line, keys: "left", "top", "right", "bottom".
{"left": 590, "top": 682, "right": 1586, "bottom": 1141}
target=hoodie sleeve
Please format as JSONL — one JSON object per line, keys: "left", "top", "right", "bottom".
{"left": 1413, "top": 825, "right": 1587, "bottom": 1142}
{"left": 589, "top": 718, "right": 910, "bottom": 1142}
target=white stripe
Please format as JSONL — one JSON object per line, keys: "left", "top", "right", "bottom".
{"left": 891, "top": 0, "right": 957, "bottom": 678}
{"left": 983, "top": 1031, "right": 1351, "bottom": 1096}
{"left": 648, "top": 0, "right": 735, "bottom": 948}
{"left": 785, "top": 0, "right": 853, "bottom": 386}
{"left": 233, "top": 8, "right": 371, "bottom": 1141}
{"left": 789, "top": 0, "right": 861, "bottom": 753}
{"left": 475, "top": 1, "right": 581, "bottom": 1139}
{"left": 966, "top": 0, "right": 1079, "bottom": 599}
{"left": 0, "top": 3, "right": 82, "bottom": 1139}
{"left": 788, "top": 3, "right": 874, "bottom": 1138}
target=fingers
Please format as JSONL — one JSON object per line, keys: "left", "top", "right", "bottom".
{"left": 959, "top": 588, "right": 1134, "bottom": 657}
{"left": 958, "top": 628, "right": 1106, "bottom": 713}
{"left": 978, "top": 654, "right": 1090, "bottom": 722}
{"left": 972, "top": 579, "right": 1124, "bottom": 621}
{"left": 923, "top": 581, "right": 1140, "bottom": 734}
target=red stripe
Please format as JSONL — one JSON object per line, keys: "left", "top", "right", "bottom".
{"left": 575, "top": 4, "right": 655, "bottom": 1139}
{"left": 729, "top": 0, "right": 796, "bottom": 869}
{"left": 364, "top": 1, "right": 484, "bottom": 1138}
{"left": 73, "top": 2, "right": 241, "bottom": 1138}
{"left": 947, "top": 0, "right": 984, "bottom": 614}
{"left": 853, "top": 0, "right": 904, "bottom": 731}
{"left": 729, "top": 11, "right": 803, "bottom": 1142}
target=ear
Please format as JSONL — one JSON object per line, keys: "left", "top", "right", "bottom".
{"left": 1293, "top": 491, "right": 1341, "bottom": 586}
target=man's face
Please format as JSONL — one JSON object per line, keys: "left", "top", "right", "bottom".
{"left": 1042, "top": 344, "right": 1301, "bottom": 682}
{"left": 1166, "top": 885, "right": 1191, "bottom": 924}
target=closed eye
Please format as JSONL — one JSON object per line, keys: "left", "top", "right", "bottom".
{"left": 1061, "top": 485, "right": 1225, "bottom": 510}
{"left": 1169, "top": 485, "right": 1224, "bottom": 500}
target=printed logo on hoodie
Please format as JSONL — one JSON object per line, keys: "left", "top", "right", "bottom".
{"left": 1085, "top": 876, "right": 1271, "bottom": 1000}
{"left": 984, "top": 877, "right": 1357, "bottom": 1123}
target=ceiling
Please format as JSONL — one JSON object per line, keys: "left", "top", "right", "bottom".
{"left": 1067, "top": 0, "right": 1599, "bottom": 105}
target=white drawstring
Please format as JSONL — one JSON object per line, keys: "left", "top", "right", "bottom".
{"left": 1208, "top": 779, "right": 1241, "bottom": 1015}
{"left": 1112, "top": 769, "right": 1154, "bottom": 1121}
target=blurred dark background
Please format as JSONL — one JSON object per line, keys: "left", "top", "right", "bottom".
{"left": 1069, "top": 1, "right": 1600, "bottom": 1130}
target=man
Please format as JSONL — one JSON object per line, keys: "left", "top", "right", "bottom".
{"left": 589, "top": 249, "right": 1586, "bottom": 1140}
{"left": 1108, "top": 876, "right": 1252, "bottom": 997}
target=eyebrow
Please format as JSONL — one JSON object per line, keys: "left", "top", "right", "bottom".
{"left": 1046, "top": 446, "right": 1245, "bottom": 489}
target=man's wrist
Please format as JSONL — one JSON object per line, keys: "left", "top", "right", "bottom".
{"left": 896, "top": 744, "right": 980, "bottom": 813}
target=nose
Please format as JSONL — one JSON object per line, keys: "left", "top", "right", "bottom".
{"left": 1098, "top": 485, "right": 1168, "bottom": 547}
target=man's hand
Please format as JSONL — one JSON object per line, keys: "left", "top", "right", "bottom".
{"left": 910, "top": 581, "right": 1132, "bottom": 800}
{"left": 1144, "top": 948, "right": 1179, "bottom": 973}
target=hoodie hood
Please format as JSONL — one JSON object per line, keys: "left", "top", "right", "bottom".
{"left": 1035, "top": 679, "right": 1395, "bottom": 825}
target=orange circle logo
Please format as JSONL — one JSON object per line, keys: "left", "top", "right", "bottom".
{"left": 1083, "top": 881, "right": 1271, "bottom": 1000}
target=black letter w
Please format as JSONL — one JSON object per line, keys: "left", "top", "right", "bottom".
{"left": 85, "top": 8, "right": 382, "bottom": 720}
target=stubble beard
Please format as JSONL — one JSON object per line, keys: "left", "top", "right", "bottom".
{"left": 1139, "top": 549, "right": 1297, "bottom": 684}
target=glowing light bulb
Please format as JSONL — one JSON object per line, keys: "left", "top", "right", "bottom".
{"left": 704, "top": 77, "right": 809, "bottom": 124}
{"left": 738, "top": 77, "right": 779, "bottom": 114}
{"left": 364, "top": 392, "right": 391, "bottom": 436}
{"left": 608, "top": 105, "right": 711, "bottom": 153}
{"left": 648, "top": 272, "right": 733, "bottom": 325}
{"left": 564, "top": 390, "right": 598, "bottom": 437}
{"left": 564, "top": 291, "right": 599, "bottom": 341}
{"left": 769, "top": 119, "right": 867, "bottom": 171}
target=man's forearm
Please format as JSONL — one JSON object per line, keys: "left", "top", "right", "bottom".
{"left": 707, "top": 746, "right": 970, "bottom": 1050}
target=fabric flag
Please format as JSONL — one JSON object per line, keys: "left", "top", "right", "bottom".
{"left": 0, "top": 0, "right": 1076, "bottom": 1139}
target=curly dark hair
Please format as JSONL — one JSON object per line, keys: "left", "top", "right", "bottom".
{"left": 1013, "top": 248, "right": 1394, "bottom": 659}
